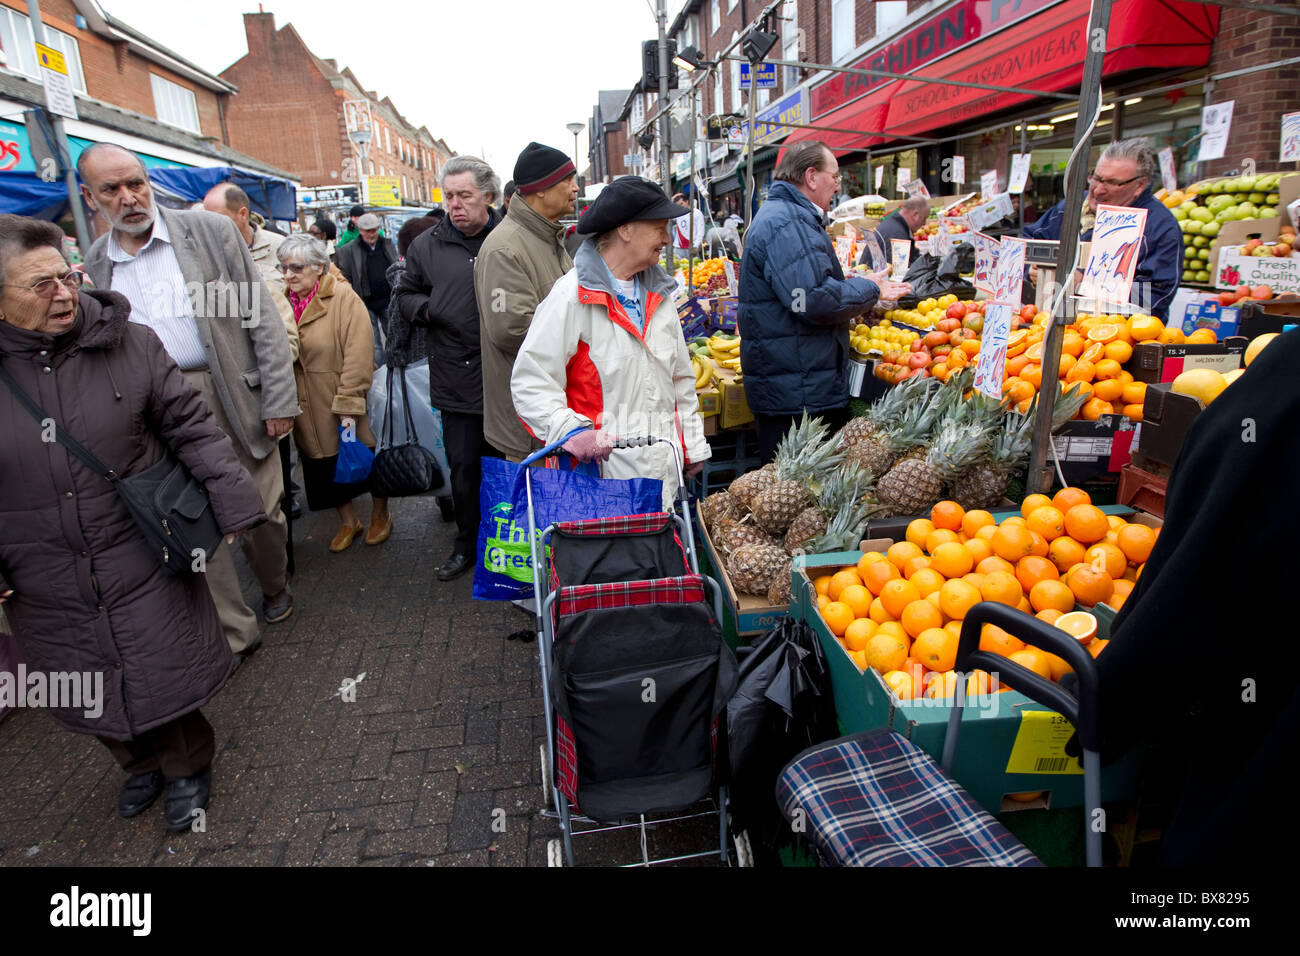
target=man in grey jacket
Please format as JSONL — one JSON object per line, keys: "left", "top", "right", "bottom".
{"left": 80, "top": 143, "right": 299, "bottom": 656}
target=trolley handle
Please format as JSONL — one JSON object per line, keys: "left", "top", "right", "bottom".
{"left": 522, "top": 427, "right": 591, "bottom": 468}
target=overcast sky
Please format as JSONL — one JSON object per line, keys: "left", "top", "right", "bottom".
{"left": 103, "top": 0, "right": 672, "bottom": 176}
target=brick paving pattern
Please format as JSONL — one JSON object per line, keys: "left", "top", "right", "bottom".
{"left": 0, "top": 494, "right": 724, "bottom": 867}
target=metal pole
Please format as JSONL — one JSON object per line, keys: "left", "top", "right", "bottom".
{"left": 1027, "top": 0, "right": 1113, "bottom": 495}
{"left": 25, "top": 0, "right": 90, "bottom": 253}
{"left": 689, "top": 86, "right": 698, "bottom": 289}
{"left": 744, "top": 81, "right": 757, "bottom": 231}
{"left": 1019, "top": 123, "right": 1027, "bottom": 232}
{"left": 657, "top": 0, "right": 675, "bottom": 274}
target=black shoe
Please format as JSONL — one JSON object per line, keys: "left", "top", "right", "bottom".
{"left": 117, "top": 771, "right": 163, "bottom": 819}
{"left": 289, "top": 496, "right": 303, "bottom": 521}
{"left": 164, "top": 768, "right": 212, "bottom": 833}
{"left": 436, "top": 552, "right": 471, "bottom": 581}
{"left": 437, "top": 496, "right": 455, "bottom": 523}
{"left": 262, "top": 585, "right": 293, "bottom": 624}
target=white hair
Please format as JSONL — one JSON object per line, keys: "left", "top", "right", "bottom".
{"left": 276, "top": 233, "right": 331, "bottom": 273}
{"left": 441, "top": 155, "right": 500, "bottom": 203}
{"left": 1100, "top": 138, "right": 1158, "bottom": 183}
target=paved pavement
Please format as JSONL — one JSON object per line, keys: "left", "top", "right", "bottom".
{"left": 0, "top": 493, "right": 721, "bottom": 868}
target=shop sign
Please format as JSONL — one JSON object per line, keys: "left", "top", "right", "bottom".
{"left": 810, "top": 0, "right": 1064, "bottom": 118}
{"left": 739, "top": 63, "right": 778, "bottom": 90}
{"left": 0, "top": 122, "right": 31, "bottom": 172}
{"left": 744, "top": 90, "right": 808, "bottom": 146}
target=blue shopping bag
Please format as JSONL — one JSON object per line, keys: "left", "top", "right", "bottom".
{"left": 334, "top": 424, "right": 374, "bottom": 483}
{"left": 473, "top": 451, "right": 663, "bottom": 602}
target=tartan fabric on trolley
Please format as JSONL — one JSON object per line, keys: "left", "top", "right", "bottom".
{"left": 777, "top": 730, "right": 1043, "bottom": 867}
{"left": 553, "top": 512, "right": 673, "bottom": 536}
{"left": 555, "top": 575, "right": 708, "bottom": 619}
{"left": 555, "top": 714, "right": 579, "bottom": 806}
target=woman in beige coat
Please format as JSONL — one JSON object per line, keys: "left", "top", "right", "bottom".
{"left": 277, "top": 235, "right": 390, "bottom": 552}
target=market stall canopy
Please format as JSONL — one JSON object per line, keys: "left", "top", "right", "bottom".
{"left": 781, "top": 0, "right": 1218, "bottom": 156}
{"left": 0, "top": 171, "right": 67, "bottom": 220}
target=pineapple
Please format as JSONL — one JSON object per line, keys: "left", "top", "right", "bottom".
{"left": 700, "top": 490, "right": 740, "bottom": 531}
{"left": 728, "top": 542, "right": 790, "bottom": 595}
{"left": 719, "top": 519, "right": 782, "bottom": 559}
{"left": 844, "top": 396, "right": 936, "bottom": 478}
{"left": 804, "top": 490, "right": 877, "bottom": 556}
{"left": 877, "top": 419, "right": 991, "bottom": 516}
{"left": 728, "top": 462, "right": 777, "bottom": 511}
{"left": 766, "top": 554, "right": 795, "bottom": 605}
{"left": 784, "top": 462, "right": 873, "bottom": 553}
{"left": 751, "top": 415, "right": 843, "bottom": 535}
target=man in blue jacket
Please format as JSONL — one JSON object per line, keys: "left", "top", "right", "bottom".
{"left": 1023, "top": 138, "right": 1183, "bottom": 320}
{"left": 739, "top": 141, "right": 910, "bottom": 462}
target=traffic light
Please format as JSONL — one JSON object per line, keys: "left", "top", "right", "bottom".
{"left": 642, "top": 39, "right": 680, "bottom": 90}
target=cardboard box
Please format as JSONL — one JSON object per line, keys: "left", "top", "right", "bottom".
{"left": 715, "top": 367, "right": 753, "bottom": 428}
{"left": 1213, "top": 248, "right": 1300, "bottom": 294}
{"left": 792, "top": 548, "right": 1144, "bottom": 813}
{"left": 695, "top": 503, "right": 787, "bottom": 639}
{"left": 701, "top": 414, "right": 718, "bottom": 437}
{"left": 1129, "top": 337, "right": 1246, "bottom": 383}
{"left": 1136, "top": 382, "right": 1203, "bottom": 468}
{"left": 677, "top": 297, "right": 710, "bottom": 340}
{"left": 695, "top": 386, "right": 720, "bottom": 419}
{"left": 706, "top": 295, "right": 739, "bottom": 332}
{"left": 1170, "top": 289, "right": 1242, "bottom": 338}
{"left": 1052, "top": 415, "right": 1136, "bottom": 484}
{"left": 967, "top": 192, "right": 1015, "bottom": 231}
{"left": 1203, "top": 173, "right": 1300, "bottom": 283}
{"left": 1117, "top": 462, "right": 1168, "bottom": 519}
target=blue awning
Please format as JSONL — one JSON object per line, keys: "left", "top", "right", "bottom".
{"left": 0, "top": 170, "right": 69, "bottom": 219}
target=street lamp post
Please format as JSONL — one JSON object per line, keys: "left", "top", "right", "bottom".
{"left": 348, "top": 127, "right": 372, "bottom": 206}
{"left": 566, "top": 122, "right": 585, "bottom": 204}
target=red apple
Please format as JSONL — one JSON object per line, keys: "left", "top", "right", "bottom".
{"left": 1019, "top": 304, "right": 1038, "bottom": 321}
{"left": 923, "top": 330, "right": 949, "bottom": 348}
{"left": 908, "top": 352, "right": 931, "bottom": 370}
{"left": 945, "top": 302, "right": 967, "bottom": 320}
{"left": 1252, "top": 285, "right": 1274, "bottom": 300}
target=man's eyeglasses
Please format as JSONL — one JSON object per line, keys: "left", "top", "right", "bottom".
{"left": 276, "top": 262, "right": 309, "bottom": 274}
{"left": 24, "top": 271, "right": 84, "bottom": 298}
{"left": 1089, "top": 173, "right": 1143, "bottom": 189}
{"left": 824, "top": 170, "right": 843, "bottom": 185}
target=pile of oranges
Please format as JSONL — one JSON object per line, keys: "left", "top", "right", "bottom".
{"left": 969, "top": 311, "right": 1216, "bottom": 423}
{"left": 813, "top": 489, "right": 1158, "bottom": 702}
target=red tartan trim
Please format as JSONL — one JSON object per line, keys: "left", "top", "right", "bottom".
{"left": 556, "top": 575, "right": 707, "bottom": 618}
{"left": 555, "top": 716, "right": 579, "bottom": 805}
{"left": 554, "top": 512, "right": 673, "bottom": 537}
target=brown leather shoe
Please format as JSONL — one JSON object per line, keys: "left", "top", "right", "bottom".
{"left": 330, "top": 522, "right": 364, "bottom": 552}
{"left": 365, "top": 514, "right": 393, "bottom": 546}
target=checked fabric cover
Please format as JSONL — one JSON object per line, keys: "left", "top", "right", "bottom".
{"left": 548, "top": 512, "right": 688, "bottom": 591}
{"left": 776, "top": 730, "right": 1043, "bottom": 867}
{"left": 548, "top": 574, "right": 737, "bottom": 822}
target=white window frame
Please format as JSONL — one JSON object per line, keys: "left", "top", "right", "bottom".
{"left": 832, "top": 0, "right": 855, "bottom": 63}
{"left": 875, "top": 1, "right": 907, "bottom": 39}
{"left": 783, "top": 1, "right": 801, "bottom": 89}
{"left": 714, "top": 65, "right": 724, "bottom": 117}
{"left": 710, "top": 0, "right": 720, "bottom": 34}
{"left": 150, "top": 73, "right": 201, "bottom": 134}
{"left": 729, "top": 31, "right": 741, "bottom": 115}
{"left": 0, "top": 10, "right": 87, "bottom": 94}
{"left": 728, "top": 0, "right": 738, "bottom": 10}
{"left": 385, "top": 126, "right": 392, "bottom": 153}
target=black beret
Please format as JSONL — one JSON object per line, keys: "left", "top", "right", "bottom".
{"left": 578, "top": 177, "right": 689, "bottom": 235}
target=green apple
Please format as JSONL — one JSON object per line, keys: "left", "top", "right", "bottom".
{"left": 1183, "top": 269, "right": 1196, "bottom": 281}
{"left": 1192, "top": 235, "right": 1209, "bottom": 248}
{"left": 1248, "top": 192, "right": 1266, "bottom": 204}
{"left": 1259, "top": 207, "right": 1278, "bottom": 218}
{"left": 1197, "top": 248, "right": 1210, "bottom": 260}
{"left": 1238, "top": 176, "right": 1257, "bottom": 191}
{"left": 1199, "top": 220, "right": 1221, "bottom": 238}
{"left": 1206, "top": 195, "right": 1233, "bottom": 213}
{"left": 1180, "top": 200, "right": 1198, "bottom": 211}
{"left": 1190, "top": 207, "right": 1214, "bottom": 223}
{"left": 1214, "top": 207, "right": 1238, "bottom": 223}
{"left": 1266, "top": 193, "right": 1280, "bottom": 205}
{"left": 1237, "top": 202, "right": 1258, "bottom": 218}
{"left": 1184, "top": 220, "right": 1204, "bottom": 235}
{"left": 1172, "top": 207, "right": 1188, "bottom": 221}
{"left": 1195, "top": 270, "right": 1211, "bottom": 282}
{"left": 1253, "top": 246, "right": 1273, "bottom": 257}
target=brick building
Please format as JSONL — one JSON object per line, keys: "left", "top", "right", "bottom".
{"left": 0, "top": 0, "right": 289, "bottom": 176}
{"left": 220, "top": 11, "right": 446, "bottom": 205}
{"left": 588, "top": 88, "right": 632, "bottom": 184}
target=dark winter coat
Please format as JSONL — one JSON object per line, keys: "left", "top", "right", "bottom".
{"left": 1099, "top": 328, "right": 1300, "bottom": 865}
{"left": 393, "top": 210, "right": 500, "bottom": 414}
{"left": 856, "top": 209, "right": 913, "bottom": 267}
{"left": 1023, "top": 188, "right": 1183, "bottom": 319}
{"left": 383, "top": 257, "right": 425, "bottom": 368}
{"left": 336, "top": 235, "right": 397, "bottom": 302}
{"left": 737, "top": 181, "right": 880, "bottom": 416}
{"left": 0, "top": 290, "right": 266, "bottom": 740}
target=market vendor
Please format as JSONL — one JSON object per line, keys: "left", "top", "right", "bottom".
{"left": 511, "top": 176, "right": 711, "bottom": 509}
{"left": 1022, "top": 137, "right": 1182, "bottom": 319}
{"left": 856, "top": 197, "right": 928, "bottom": 268}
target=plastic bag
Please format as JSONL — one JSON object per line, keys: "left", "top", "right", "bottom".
{"left": 473, "top": 457, "right": 663, "bottom": 601}
{"left": 367, "top": 358, "right": 451, "bottom": 493}
{"left": 334, "top": 425, "right": 374, "bottom": 484}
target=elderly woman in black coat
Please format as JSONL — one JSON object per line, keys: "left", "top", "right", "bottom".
{"left": 0, "top": 215, "right": 265, "bottom": 832}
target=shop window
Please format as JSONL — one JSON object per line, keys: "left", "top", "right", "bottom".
{"left": 150, "top": 74, "right": 201, "bottom": 134}
{"left": 875, "top": 2, "right": 907, "bottom": 40}
{"left": 0, "top": 10, "right": 87, "bottom": 94}
{"left": 783, "top": 2, "right": 800, "bottom": 89}
{"left": 730, "top": 31, "right": 741, "bottom": 113}
{"left": 832, "top": 0, "right": 854, "bottom": 63}
{"left": 711, "top": 0, "right": 720, "bottom": 34}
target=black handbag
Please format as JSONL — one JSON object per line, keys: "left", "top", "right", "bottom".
{"left": 369, "top": 365, "right": 445, "bottom": 498}
{"left": 0, "top": 362, "right": 222, "bottom": 576}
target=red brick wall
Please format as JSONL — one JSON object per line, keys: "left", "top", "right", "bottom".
{"left": 605, "top": 125, "right": 629, "bottom": 179}
{"left": 4, "top": 0, "right": 226, "bottom": 140}
{"left": 1203, "top": 7, "right": 1300, "bottom": 176}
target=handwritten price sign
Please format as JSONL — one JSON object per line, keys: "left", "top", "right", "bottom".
{"left": 972, "top": 232, "right": 999, "bottom": 295}
{"left": 974, "top": 303, "right": 1014, "bottom": 399}
{"left": 1282, "top": 111, "right": 1300, "bottom": 164}
{"left": 994, "top": 236, "right": 1027, "bottom": 305}
{"left": 1077, "top": 204, "right": 1148, "bottom": 308}
{"left": 890, "top": 238, "right": 912, "bottom": 277}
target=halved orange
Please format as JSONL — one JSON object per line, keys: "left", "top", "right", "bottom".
{"left": 1086, "top": 323, "right": 1121, "bottom": 344}
{"left": 1081, "top": 342, "right": 1106, "bottom": 364}
{"left": 1005, "top": 330, "right": 1029, "bottom": 356}
{"left": 1024, "top": 342, "right": 1044, "bottom": 362}
{"left": 1054, "top": 610, "right": 1098, "bottom": 644}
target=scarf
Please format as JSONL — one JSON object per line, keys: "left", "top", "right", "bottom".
{"left": 287, "top": 281, "right": 319, "bottom": 323}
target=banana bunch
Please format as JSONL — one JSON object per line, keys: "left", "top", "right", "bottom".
{"left": 707, "top": 332, "right": 742, "bottom": 372}
{"left": 691, "top": 353, "right": 716, "bottom": 389}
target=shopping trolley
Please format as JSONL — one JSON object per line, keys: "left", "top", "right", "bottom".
{"left": 522, "top": 429, "right": 748, "bottom": 867}
{"left": 776, "top": 602, "right": 1105, "bottom": 867}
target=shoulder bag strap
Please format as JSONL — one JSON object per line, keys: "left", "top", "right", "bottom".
{"left": 381, "top": 365, "right": 398, "bottom": 447}
{"left": 0, "top": 360, "right": 119, "bottom": 481}
{"left": 396, "top": 365, "right": 419, "bottom": 445}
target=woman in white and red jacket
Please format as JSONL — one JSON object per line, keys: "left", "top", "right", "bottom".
{"left": 511, "top": 178, "right": 711, "bottom": 509}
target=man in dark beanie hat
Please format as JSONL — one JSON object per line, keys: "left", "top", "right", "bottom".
{"left": 511, "top": 176, "right": 711, "bottom": 510}
{"left": 338, "top": 204, "right": 368, "bottom": 249}
{"left": 475, "top": 143, "right": 578, "bottom": 467}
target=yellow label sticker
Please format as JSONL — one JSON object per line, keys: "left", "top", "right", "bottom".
{"left": 1004, "top": 709, "right": 1083, "bottom": 775}
{"left": 35, "top": 43, "right": 67, "bottom": 75}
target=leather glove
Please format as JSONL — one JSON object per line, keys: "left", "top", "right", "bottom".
{"left": 562, "top": 429, "right": 615, "bottom": 463}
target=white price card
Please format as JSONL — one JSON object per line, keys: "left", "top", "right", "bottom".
{"left": 1009, "top": 153, "right": 1032, "bottom": 195}
{"left": 974, "top": 302, "right": 1014, "bottom": 400}
{"left": 890, "top": 238, "right": 911, "bottom": 278}
{"left": 1158, "top": 147, "right": 1177, "bottom": 193}
{"left": 875, "top": 165, "right": 885, "bottom": 190}
{"left": 897, "top": 168, "right": 912, "bottom": 192}
{"left": 1077, "top": 204, "right": 1149, "bottom": 307}
{"left": 972, "top": 231, "right": 999, "bottom": 295}
{"left": 1196, "top": 101, "right": 1235, "bottom": 163}
{"left": 952, "top": 156, "right": 966, "bottom": 185}
{"left": 904, "top": 177, "right": 930, "bottom": 200}
{"left": 993, "top": 236, "right": 1027, "bottom": 306}
{"left": 980, "top": 169, "right": 998, "bottom": 200}
{"left": 1282, "top": 111, "right": 1300, "bottom": 164}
